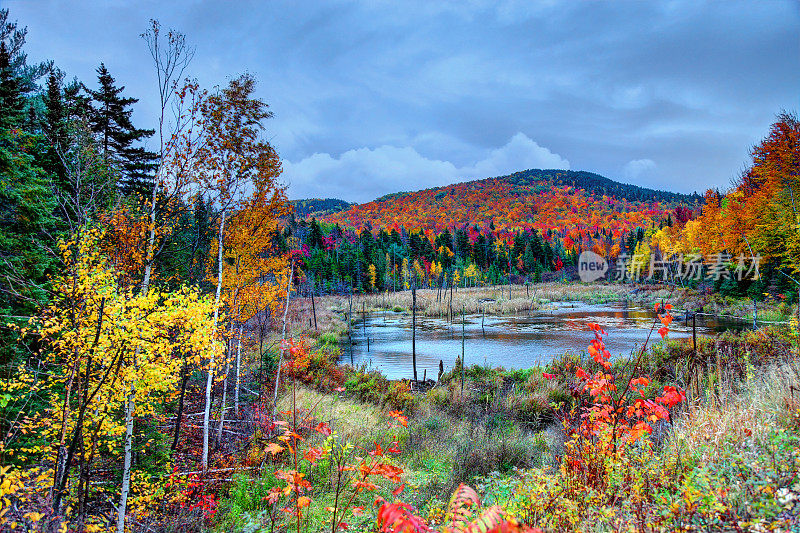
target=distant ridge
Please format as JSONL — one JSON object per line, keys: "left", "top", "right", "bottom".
{"left": 321, "top": 168, "right": 701, "bottom": 235}
{"left": 290, "top": 198, "right": 354, "bottom": 218}
{"left": 373, "top": 169, "right": 698, "bottom": 206}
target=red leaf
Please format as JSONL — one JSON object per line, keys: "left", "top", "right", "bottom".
{"left": 315, "top": 422, "right": 332, "bottom": 436}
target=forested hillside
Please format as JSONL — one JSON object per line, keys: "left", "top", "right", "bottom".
{"left": 322, "top": 169, "right": 699, "bottom": 258}
{"left": 325, "top": 169, "right": 698, "bottom": 232}
{"left": 290, "top": 197, "right": 353, "bottom": 218}
{"left": 282, "top": 170, "right": 698, "bottom": 293}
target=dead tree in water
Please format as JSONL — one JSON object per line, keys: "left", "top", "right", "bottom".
{"left": 412, "top": 279, "right": 418, "bottom": 382}
{"left": 461, "top": 306, "right": 466, "bottom": 396}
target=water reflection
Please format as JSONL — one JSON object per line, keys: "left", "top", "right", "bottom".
{"left": 344, "top": 301, "right": 748, "bottom": 380}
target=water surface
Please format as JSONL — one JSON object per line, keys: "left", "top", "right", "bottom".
{"left": 343, "top": 301, "right": 748, "bottom": 379}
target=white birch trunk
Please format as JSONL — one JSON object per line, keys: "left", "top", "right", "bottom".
{"left": 216, "top": 349, "right": 229, "bottom": 445}
{"left": 235, "top": 325, "right": 242, "bottom": 418}
{"left": 271, "top": 262, "right": 294, "bottom": 420}
{"left": 203, "top": 210, "right": 226, "bottom": 473}
{"left": 116, "top": 381, "right": 136, "bottom": 533}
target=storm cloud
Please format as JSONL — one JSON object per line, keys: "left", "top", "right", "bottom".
{"left": 8, "top": 0, "right": 798, "bottom": 202}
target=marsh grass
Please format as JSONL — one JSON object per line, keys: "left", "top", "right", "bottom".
{"left": 348, "top": 283, "right": 634, "bottom": 318}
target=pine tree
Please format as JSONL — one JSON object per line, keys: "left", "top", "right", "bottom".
{"left": 84, "top": 63, "right": 157, "bottom": 196}
{"left": 308, "top": 217, "right": 324, "bottom": 249}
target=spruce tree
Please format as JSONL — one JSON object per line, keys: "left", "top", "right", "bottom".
{"left": 84, "top": 63, "right": 157, "bottom": 196}
{"left": 0, "top": 128, "right": 59, "bottom": 363}
{"left": 42, "top": 69, "right": 68, "bottom": 188}
{"left": 0, "top": 41, "right": 23, "bottom": 129}
{"left": 308, "top": 218, "right": 324, "bottom": 249}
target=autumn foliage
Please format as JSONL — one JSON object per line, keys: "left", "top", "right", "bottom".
{"left": 323, "top": 169, "right": 694, "bottom": 264}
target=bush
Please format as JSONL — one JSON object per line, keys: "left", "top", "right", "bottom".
{"left": 387, "top": 380, "right": 416, "bottom": 412}
{"left": 344, "top": 370, "right": 388, "bottom": 404}
{"left": 425, "top": 387, "right": 451, "bottom": 409}
{"left": 215, "top": 471, "right": 280, "bottom": 532}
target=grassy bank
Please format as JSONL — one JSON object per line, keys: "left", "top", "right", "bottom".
{"left": 207, "top": 305, "right": 800, "bottom": 531}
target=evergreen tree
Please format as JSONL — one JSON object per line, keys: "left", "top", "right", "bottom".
{"left": 0, "top": 129, "right": 59, "bottom": 363}
{"left": 42, "top": 68, "right": 68, "bottom": 187}
{"left": 0, "top": 41, "right": 23, "bottom": 130}
{"left": 455, "top": 228, "right": 470, "bottom": 259}
{"left": 530, "top": 230, "right": 544, "bottom": 261}
{"left": 308, "top": 218, "right": 324, "bottom": 249}
{"left": 523, "top": 242, "right": 537, "bottom": 272}
{"left": 409, "top": 232, "right": 424, "bottom": 261}
{"left": 84, "top": 63, "right": 157, "bottom": 196}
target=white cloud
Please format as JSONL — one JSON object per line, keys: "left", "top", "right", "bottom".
{"left": 622, "top": 158, "right": 657, "bottom": 181}
{"left": 463, "top": 132, "right": 570, "bottom": 178}
{"left": 283, "top": 132, "right": 569, "bottom": 202}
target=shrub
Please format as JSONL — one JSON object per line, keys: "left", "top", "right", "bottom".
{"left": 386, "top": 380, "right": 416, "bottom": 412}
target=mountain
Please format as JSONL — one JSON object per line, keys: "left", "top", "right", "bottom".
{"left": 290, "top": 198, "right": 354, "bottom": 218}
{"left": 321, "top": 168, "right": 701, "bottom": 244}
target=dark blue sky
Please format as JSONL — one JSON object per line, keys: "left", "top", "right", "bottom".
{"left": 7, "top": 0, "right": 799, "bottom": 202}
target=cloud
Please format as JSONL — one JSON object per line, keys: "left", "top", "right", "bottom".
{"left": 7, "top": 0, "right": 797, "bottom": 199}
{"left": 283, "top": 133, "right": 569, "bottom": 202}
{"left": 622, "top": 158, "right": 657, "bottom": 181}
{"left": 283, "top": 145, "right": 457, "bottom": 202}
{"left": 464, "top": 132, "right": 569, "bottom": 178}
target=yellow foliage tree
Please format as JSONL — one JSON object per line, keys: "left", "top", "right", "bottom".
{"left": 1, "top": 229, "right": 221, "bottom": 530}
{"left": 464, "top": 263, "right": 480, "bottom": 287}
{"left": 368, "top": 263, "right": 377, "bottom": 292}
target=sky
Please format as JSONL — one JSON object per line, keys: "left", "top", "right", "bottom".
{"left": 6, "top": 0, "right": 799, "bottom": 203}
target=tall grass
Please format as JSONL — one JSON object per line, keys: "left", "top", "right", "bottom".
{"left": 332, "top": 283, "right": 634, "bottom": 318}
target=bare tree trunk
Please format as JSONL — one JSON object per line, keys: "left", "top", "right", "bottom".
{"left": 235, "top": 324, "right": 243, "bottom": 418}
{"left": 203, "top": 210, "right": 226, "bottom": 473}
{"left": 171, "top": 362, "right": 189, "bottom": 452}
{"left": 52, "top": 359, "right": 77, "bottom": 502}
{"left": 449, "top": 270, "right": 454, "bottom": 322}
{"left": 271, "top": 261, "right": 294, "bottom": 422}
{"left": 412, "top": 281, "right": 417, "bottom": 381}
{"left": 461, "top": 306, "right": 466, "bottom": 396}
{"left": 216, "top": 346, "right": 230, "bottom": 446}
{"left": 310, "top": 289, "right": 318, "bottom": 331}
{"left": 116, "top": 380, "right": 136, "bottom": 533}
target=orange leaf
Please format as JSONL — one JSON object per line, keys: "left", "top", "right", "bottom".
{"left": 265, "top": 442, "right": 284, "bottom": 456}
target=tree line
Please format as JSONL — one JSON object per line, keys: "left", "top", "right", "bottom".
{"left": 284, "top": 215, "right": 666, "bottom": 293}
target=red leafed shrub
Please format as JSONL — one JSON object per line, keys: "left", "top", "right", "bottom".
{"left": 376, "top": 483, "right": 541, "bottom": 533}
{"left": 562, "top": 305, "right": 686, "bottom": 489}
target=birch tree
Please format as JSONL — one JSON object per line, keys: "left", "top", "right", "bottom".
{"left": 197, "top": 73, "right": 285, "bottom": 473}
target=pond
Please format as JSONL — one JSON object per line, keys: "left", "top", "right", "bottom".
{"left": 342, "top": 301, "right": 749, "bottom": 380}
